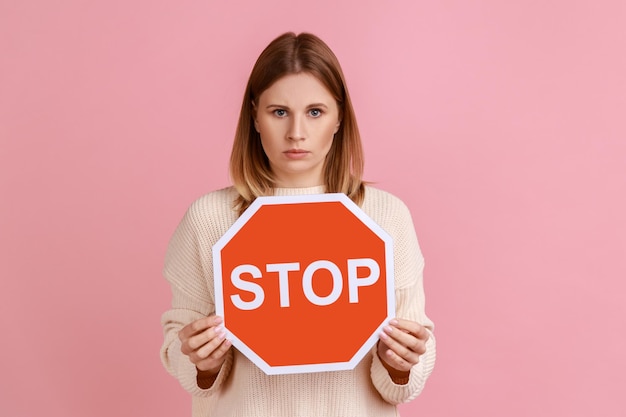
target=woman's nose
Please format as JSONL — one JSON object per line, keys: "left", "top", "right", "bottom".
{"left": 287, "top": 115, "right": 305, "bottom": 141}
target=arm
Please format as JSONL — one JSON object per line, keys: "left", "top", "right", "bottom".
{"left": 370, "top": 288, "right": 436, "bottom": 404}
{"left": 160, "top": 204, "right": 234, "bottom": 396}
{"left": 377, "top": 318, "right": 430, "bottom": 384}
{"left": 161, "top": 306, "right": 234, "bottom": 395}
{"left": 178, "top": 315, "right": 232, "bottom": 389}
{"left": 370, "top": 197, "right": 436, "bottom": 404}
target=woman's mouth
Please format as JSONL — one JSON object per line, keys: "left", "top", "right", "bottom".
{"left": 284, "top": 149, "right": 310, "bottom": 159}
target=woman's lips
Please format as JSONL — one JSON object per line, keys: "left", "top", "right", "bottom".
{"left": 284, "top": 149, "right": 310, "bottom": 159}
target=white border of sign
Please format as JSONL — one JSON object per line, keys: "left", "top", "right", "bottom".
{"left": 213, "top": 193, "right": 395, "bottom": 375}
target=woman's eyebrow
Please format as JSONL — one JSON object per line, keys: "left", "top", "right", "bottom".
{"left": 265, "top": 103, "right": 330, "bottom": 109}
{"left": 307, "top": 103, "right": 329, "bottom": 109}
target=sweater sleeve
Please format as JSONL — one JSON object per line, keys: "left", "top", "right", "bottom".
{"left": 370, "top": 197, "right": 436, "bottom": 404}
{"left": 159, "top": 203, "right": 234, "bottom": 397}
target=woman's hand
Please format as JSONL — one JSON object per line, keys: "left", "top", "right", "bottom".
{"left": 377, "top": 318, "right": 429, "bottom": 382}
{"left": 178, "top": 315, "right": 232, "bottom": 377}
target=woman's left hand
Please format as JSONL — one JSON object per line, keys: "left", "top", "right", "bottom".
{"left": 377, "top": 318, "right": 429, "bottom": 374}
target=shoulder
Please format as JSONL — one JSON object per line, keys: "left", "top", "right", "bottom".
{"left": 362, "top": 185, "right": 412, "bottom": 217}
{"left": 361, "top": 185, "right": 417, "bottom": 238}
{"left": 188, "top": 186, "right": 238, "bottom": 213}
{"left": 182, "top": 186, "right": 239, "bottom": 232}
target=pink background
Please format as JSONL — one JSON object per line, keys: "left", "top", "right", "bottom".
{"left": 1, "top": 1, "right": 625, "bottom": 416}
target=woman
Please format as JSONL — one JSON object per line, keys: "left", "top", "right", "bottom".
{"left": 161, "top": 32, "right": 436, "bottom": 416}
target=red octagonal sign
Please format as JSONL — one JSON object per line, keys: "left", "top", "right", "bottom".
{"left": 213, "top": 193, "right": 395, "bottom": 375}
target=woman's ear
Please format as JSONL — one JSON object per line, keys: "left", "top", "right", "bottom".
{"left": 334, "top": 108, "right": 343, "bottom": 134}
{"left": 251, "top": 100, "right": 260, "bottom": 133}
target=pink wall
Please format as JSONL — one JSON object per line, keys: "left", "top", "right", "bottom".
{"left": 2, "top": 1, "right": 625, "bottom": 416}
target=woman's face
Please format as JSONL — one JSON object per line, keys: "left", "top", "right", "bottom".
{"left": 254, "top": 73, "right": 340, "bottom": 188}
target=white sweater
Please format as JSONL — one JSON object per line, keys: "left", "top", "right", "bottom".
{"left": 161, "top": 185, "right": 436, "bottom": 416}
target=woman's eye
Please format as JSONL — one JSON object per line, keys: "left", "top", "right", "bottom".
{"left": 274, "top": 109, "right": 287, "bottom": 117}
{"left": 309, "top": 109, "right": 322, "bottom": 117}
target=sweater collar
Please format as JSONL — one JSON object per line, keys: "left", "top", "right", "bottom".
{"left": 273, "top": 185, "right": 326, "bottom": 196}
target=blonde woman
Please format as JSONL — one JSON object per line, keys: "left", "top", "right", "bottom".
{"left": 161, "top": 32, "right": 436, "bottom": 416}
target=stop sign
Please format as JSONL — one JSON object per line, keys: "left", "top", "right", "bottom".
{"left": 213, "top": 193, "right": 395, "bottom": 375}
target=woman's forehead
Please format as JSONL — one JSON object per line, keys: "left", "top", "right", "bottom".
{"left": 258, "top": 73, "right": 336, "bottom": 106}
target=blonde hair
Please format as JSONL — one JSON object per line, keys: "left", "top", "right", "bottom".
{"left": 229, "top": 32, "right": 365, "bottom": 215}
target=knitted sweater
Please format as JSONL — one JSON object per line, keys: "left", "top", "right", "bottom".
{"left": 160, "top": 185, "right": 436, "bottom": 417}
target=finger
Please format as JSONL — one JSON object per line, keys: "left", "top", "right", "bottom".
{"left": 195, "top": 339, "right": 232, "bottom": 372}
{"left": 195, "top": 327, "right": 228, "bottom": 358}
{"left": 391, "top": 319, "right": 429, "bottom": 342}
{"left": 383, "top": 347, "right": 413, "bottom": 372}
{"left": 185, "top": 324, "right": 226, "bottom": 353}
{"left": 199, "top": 338, "right": 232, "bottom": 364}
{"left": 391, "top": 326, "right": 427, "bottom": 355}
{"left": 380, "top": 326, "right": 423, "bottom": 363}
{"left": 385, "top": 324, "right": 427, "bottom": 356}
{"left": 179, "top": 315, "right": 223, "bottom": 341}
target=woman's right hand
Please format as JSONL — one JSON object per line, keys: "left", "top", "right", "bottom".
{"left": 178, "top": 315, "right": 232, "bottom": 376}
